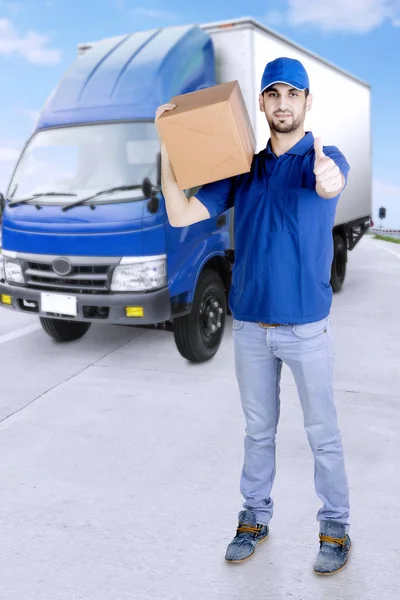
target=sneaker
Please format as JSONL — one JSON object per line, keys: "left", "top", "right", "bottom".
{"left": 314, "top": 520, "right": 352, "bottom": 575}
{"left": 225, "top": 510, "right": 269, "bottom": 563}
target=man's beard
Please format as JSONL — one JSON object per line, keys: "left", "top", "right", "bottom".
{"left": 268, "top": 112, "right": 304, "bottom": 134}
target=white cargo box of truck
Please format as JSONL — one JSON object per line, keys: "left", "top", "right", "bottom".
{"left": 202, "top": 17, "right": 372, "bottom": 234}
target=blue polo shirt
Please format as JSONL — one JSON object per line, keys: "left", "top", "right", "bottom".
{"left": 195, "top": 132, "right": 350, "bottom": 324}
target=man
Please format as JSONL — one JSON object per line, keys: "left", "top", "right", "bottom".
{"left": 156, "top": 57, "right": 351, "bottom": 576}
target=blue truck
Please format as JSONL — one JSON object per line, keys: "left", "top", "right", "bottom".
{"left": 0, "top": 18, "right": 372, "bottom": 362}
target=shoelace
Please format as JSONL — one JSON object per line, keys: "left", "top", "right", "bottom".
{"left": 319, "top": 534, "right": 347, "bottom": 548}
{"left": 236, "top": 523, "right": 263, "bottom": 536}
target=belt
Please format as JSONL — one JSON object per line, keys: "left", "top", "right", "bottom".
{"left": 258, "top": 322, "right": 284, "bottom": 328}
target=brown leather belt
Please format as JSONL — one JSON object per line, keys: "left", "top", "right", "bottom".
{"left": 258, "top": 322, "right": 283, "bottom": 328}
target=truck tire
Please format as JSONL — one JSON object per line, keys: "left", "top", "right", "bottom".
{"left": 173, "top": 269, "right": 226, "bottom": 363}
{"left": 330, "top": 234, "right": 347, "bottom": 292}
{"left": 40, "top": 317, "right": 91, "bottom": 342}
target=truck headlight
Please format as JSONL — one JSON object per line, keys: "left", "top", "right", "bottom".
{"left": 111, "top": 257, "right": 167, "bottom": 292}
{"left": 5, "top": 258, "right": 24, "bottom": 284}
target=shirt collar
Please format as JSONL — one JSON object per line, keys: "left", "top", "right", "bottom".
{"left": 265, "top": 131, "right": 314, "bottom": 157}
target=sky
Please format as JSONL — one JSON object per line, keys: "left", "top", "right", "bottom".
{"left": 0, "top": 0, "right": 399, "bottom": 227}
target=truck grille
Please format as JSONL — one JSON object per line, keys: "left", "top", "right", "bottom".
{"left": 23, "top": 261, "right": 112, "bottom": 294}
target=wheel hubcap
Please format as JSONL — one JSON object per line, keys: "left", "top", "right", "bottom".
{"left": 199, "top": 292, "right": 224, "bottom": 341}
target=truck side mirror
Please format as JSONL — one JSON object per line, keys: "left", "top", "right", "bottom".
{"left": 0, "top": 192, "right": 5, "bottom": 216}
{"left": 142, "top": 178, "right": 152, "bottom": 199}
{"left": 156, "top": 152, "right": 161, "bottom": 187}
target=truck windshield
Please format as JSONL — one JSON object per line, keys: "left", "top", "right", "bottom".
{"left": 8, "top": 122, "right": 159, "bottom": 205}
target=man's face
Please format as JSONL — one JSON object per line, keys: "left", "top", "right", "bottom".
{"left": 259, "top": 83, "right": 312, "bottom": 134}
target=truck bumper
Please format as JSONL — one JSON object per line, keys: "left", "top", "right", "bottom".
{"left": 0, "top": 281, "right": 172, "bottom": 325}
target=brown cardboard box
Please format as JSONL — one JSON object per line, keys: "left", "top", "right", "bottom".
{"left": 156, "top": 81, "right": 256, "bottom": 190}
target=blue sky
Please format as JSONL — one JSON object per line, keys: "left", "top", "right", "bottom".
{"left": 0, "top": 0, "right": 399, "bottom": 227}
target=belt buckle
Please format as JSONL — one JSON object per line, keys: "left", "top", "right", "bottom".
{"left": 258, "top": 322, "right": 279, "bottom": 329}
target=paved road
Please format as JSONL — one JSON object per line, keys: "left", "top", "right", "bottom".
{"left": 0, "top": 235, "right": 399, "bottom": 600}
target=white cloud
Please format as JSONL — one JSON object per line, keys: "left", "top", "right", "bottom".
{"left": 21, "top": 109, "right": 40, "bottom": 124}
{"left": 0, "top": 141, "right": 22, "bottom": 192}
{"left": 268, "top": 0, "right": 400, "bottom": 33}
{"left": 0, "top": 146, "right": 20, "bottom": 162}
{"left": 0, "top": 19, "right": 62, "bottom": 65}
{"left": 374, "top": 178, "right": 400, "bottom": 197}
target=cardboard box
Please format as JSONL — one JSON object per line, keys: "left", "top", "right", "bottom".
{"left": 156, "top": 81, "right": 256, "bottom": 190}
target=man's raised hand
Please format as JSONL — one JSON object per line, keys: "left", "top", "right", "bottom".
{"left": 313, "top": 137, "right": 344, "bottom": 199}
{"left": 155, "top": 103, "right": 177, "bottom": 120}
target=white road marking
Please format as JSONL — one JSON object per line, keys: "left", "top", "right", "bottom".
{"left": 365, "top": 236, "right": 400, "bottom": 260}
{"left": 376, "top": 244, "right": 400, "bottom": 260}
{"left": 0, "top": 323, "right": 41, "bottom": 346}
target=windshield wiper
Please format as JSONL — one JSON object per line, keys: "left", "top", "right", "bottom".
{"left": 8, "top": 192, "right": 77, "bottom": 208}
{"left": 62, "top": 185, "right": 142, "bottom": 212}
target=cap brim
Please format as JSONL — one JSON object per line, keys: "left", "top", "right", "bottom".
{"left": 260, "top": 80, "right": 307, "bottom": 94}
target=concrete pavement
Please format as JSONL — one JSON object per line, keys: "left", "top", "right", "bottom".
{"left": 0, "top": 235, "right": 399, "bottom": 600}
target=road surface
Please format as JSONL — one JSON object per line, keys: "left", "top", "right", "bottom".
{"left": 0, "top": 235, "right": 399, "bottom": 600}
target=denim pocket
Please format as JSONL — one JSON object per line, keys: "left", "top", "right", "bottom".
{"left": 292, "top": 317, "right": 329, "bottom": 339}
{"left": 232, "top": 319, "right": 245, "bottom": 331}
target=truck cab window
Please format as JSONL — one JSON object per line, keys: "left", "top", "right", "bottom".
{"left": 8, "top": 122, "right": 159, "bottom": 205}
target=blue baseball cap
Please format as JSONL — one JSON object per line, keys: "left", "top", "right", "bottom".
{"left": 260, "top": 57, "right": 310, "bottom": 94}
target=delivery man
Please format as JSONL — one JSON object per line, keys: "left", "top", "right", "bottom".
{"left": 156, "top": 57, "right": 351, "bottom": 576}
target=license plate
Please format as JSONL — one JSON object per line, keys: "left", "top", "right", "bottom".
{"left": 41, "top": 293, "right": 77, "bottom": 317}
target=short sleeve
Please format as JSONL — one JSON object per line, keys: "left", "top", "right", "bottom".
{"left": 324, "top": 146, "right": 350, "bottom": 186}
{"left": 194, "top": 176, "right": 236, "bottom": 218}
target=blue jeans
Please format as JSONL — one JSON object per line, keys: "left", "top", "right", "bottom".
{"left": 233, "top": 316, "right": 350, "bottom": 529}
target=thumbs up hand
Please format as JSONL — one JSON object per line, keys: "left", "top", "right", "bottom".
{"left": 313, "top": 137, "right": 344, "bottom": 199}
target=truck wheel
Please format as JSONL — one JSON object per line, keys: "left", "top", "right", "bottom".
{"left": 173, "top": 269, "right": 226, "bottom": 363}
{"left": 40, "top": 317, "right": 91, "bottom": 342}
{"left": 330, "top": 234, "right": 347, "bottom": 292}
